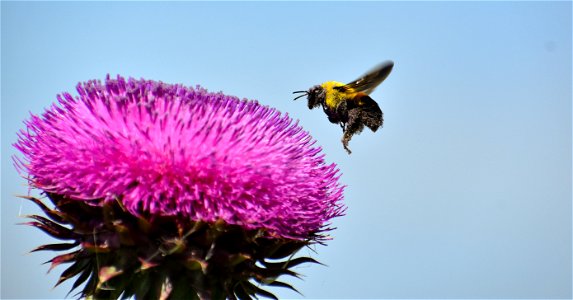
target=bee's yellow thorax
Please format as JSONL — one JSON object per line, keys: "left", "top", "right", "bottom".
{"left": 321, "top": 81, "right": 358, "bottom": 110}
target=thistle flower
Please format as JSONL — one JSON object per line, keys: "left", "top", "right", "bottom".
{"left": 14, "top": 75, "right": 345, "bottom": 299}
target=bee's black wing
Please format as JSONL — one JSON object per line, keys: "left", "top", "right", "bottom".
{"left": 336, "top": 60, "right": 394, "bottom": 95}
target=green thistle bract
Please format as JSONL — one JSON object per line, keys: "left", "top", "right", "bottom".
{"left": 22, "top": 193, "right": 314, "bottom": 299}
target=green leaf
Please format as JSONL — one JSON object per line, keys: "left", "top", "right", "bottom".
{"left": 266, "top": 280, "right": 301, "bottom": 295}
{"left": 55, "top": 257, "right": 91, "bottom": 287}
{"left": 119, "top": 272, "right": 139, "bottom": 300}
{"left": 228, "top": 253, "right": 251, "bottom": 266}
{"left": 262, "top": 256, "right": 322, "bottom": 270}
{"left": 47, "top": 250, "right": 80, "bottom": 271}
{"left": 120, "top": 285, "right": 136, "bottom": 300}
{"left": 80, "top": 266, "right": 99, "bottom": 298}
{"left": 252, "top": 265, "right": 299, "bottom": 280}
{"left": 138, "top": 257, "right": 159, "bottom": 271}
{"left": 233, "top": 283, "right": 253, "bottom": 300}
{"left": 136, "top": 216, "right": 152, "bottom": 234}
{"left": 81, "top": 241, "right": 112, "bottom": 253}
{"left": 166, "top": 275, "right": 200, "bottom": 300}
{"left": 30, "top": 242, "right": 78, "bottom": 252}
{"left": 114, "top": 222, "right": 136, "bottom": 246}
{"left": 70, "top": 266, "right": 93, "bottom": 294}
{"left": 22, "top": 219, "right": 77, "bottom": 240}
{"left": 96, "top": 266, "right": 123, "bottom": 289}
{"left": 136, "top": 270, "right": 165, "bottom": 299}
{"left": 183, "top": 258, "right": 208, "bottom": 274}
{"left": 183, "top": 220, "right": 208, "bottom": 238}
{"left": 17, "top": 195, "right": 68, "bottom": 224}
{"left": 241, "top": 281, "right": 278, "bottom": 300}
{"left": 133, "top": 272, "right": 152, "bottom": 299}
{"left": 266, "top": 242, "right": 306, "bottom": 260}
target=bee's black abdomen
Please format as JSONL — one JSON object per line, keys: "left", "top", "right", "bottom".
{"left": 340, "top": 95, "right": 384, "bottom": 153}
{"left": 362, "top": 97, "right": 384, "bottom": 131}
{"left": 357, "top": 95, "right": 383, "bottom": 132}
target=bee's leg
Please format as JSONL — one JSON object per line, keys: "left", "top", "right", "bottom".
{"left": 336, "top": 101, "right": 349, "bottom": 133}
{"left": 341, "top": 127, "right": 354, "bottom": 154}
{"left": 342, "top": 137, "right": 352, "bottom": 154}
{"left": 341, "top": 108, "right": 366, "bottom": 155}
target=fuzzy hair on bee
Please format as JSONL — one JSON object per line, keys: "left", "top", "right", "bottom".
{"left": 293, "top": 60, "right": 394, "bottom": 154}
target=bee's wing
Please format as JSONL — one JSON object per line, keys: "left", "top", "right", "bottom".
{"left": 339, "top": 60, "right": 394, "bottom": 95}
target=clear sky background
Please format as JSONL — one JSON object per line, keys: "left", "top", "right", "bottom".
{"left": 1, "top": 1, "right": 571, "bottom": 299}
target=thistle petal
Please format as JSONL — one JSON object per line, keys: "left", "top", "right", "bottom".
{"left": 14, "top": 75, "right": 345, "bottom": 240}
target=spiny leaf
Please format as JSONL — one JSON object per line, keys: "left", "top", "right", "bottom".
{"left": 70, "top": 266, "right": 93, "bottom": 294}
{"left": 266, "top": 242, "right": 306, "bottom": 259}
{"left": 266, "top": 280, "right": 301, "bottom": 295}
{"left": 24, "top": 214, "right": 67, "bottom": 228}
{"left": 114, "top": 222, "right": 137, "bottom": 246}
{"left": 121, "top": 273, "right": 148, "bottom": 300}
{"left": 252, "top": 265, "right": 299, "bottom": 280}
{"left": 134, "top": 215, "right": 153, "bottom": 234}
{"left": 30, "top": 242, "right": 78, "bottom": 252}
{"left": 213, "top": 218, "right": 228, "bottom": 233}
{"left": 97, "top": 266, "right": 123, "bottom": 289}
{"left": 144, "top": 271, "right": 166, "bottom": 300}
{"left": 241, "top": 281, "right": 278, "bottom": 300}
{"left": 134, "top": 271, "right": 166, "bottom": 300}
{"left": 167, "top": 275, "right": 200, "bottom": 300}
{"left": 22, "top": 220, "right": 76, "bottom": 240}
{"left": 133, "top": 272, "right": 152, "bottom": 299}
{"left": 183, "top": 258, "right": 208, "bottom": 274}
{"left": 233, "top": 283, "right": 253, "bottom": 300}
{"left": 138, "top": 257, "right": 159, "bottom": 271}
{"left": 120, "top": 284, "right": 136, "bottom": 300}
{"left": 228, "top": 253, "right": 251, "bottom": 266}
{"left": 182, "top": 220, "right": 208, "bottom": 238}
{"left": 80, "top": 266, "right": 99, "bottom": 298}
{"left": 159, "top": 276, "right": 172, "bottom": 300}
{"left": 262, "top": 256, "right": 322, "bottom": 270}
{"left": 160, "top": 236, "right": 187, "bottom": 255}
{"left": 81, "top": 241, "right": 112, "bottom": 253}
{"left": 17, "top": 195, "right": 68, "bottom": 224}
{"left": 55, "top": 257, "right": 90, "bottom": 287}
{"left": 47, "top": 250, "right": 80, "bottom": 271}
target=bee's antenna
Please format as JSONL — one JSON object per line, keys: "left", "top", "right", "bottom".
{"left": 293, "top": 94, "right": 307, "bottom": 101}
{"left": 293, "top": 90, "right": 308, "bottom": 101}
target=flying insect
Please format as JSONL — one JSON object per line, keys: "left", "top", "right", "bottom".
{"left": 293, "top": 60, "right": 394, "bottom": 154}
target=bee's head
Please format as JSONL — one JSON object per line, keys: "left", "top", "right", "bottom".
{"left": 293, "top": 85, "right": 325, "bottom": 109}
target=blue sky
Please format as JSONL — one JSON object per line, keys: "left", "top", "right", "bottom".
{"left": 1, "top": 1, "right": 571, "bottom": 299}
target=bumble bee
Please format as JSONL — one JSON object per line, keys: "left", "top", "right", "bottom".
{"left": 293, "top": 61, "right": 394, "bottom": 154}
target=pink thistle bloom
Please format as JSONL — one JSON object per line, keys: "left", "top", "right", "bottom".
{"left": 15, "top": 75, "right": 345, "bottom": 240}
